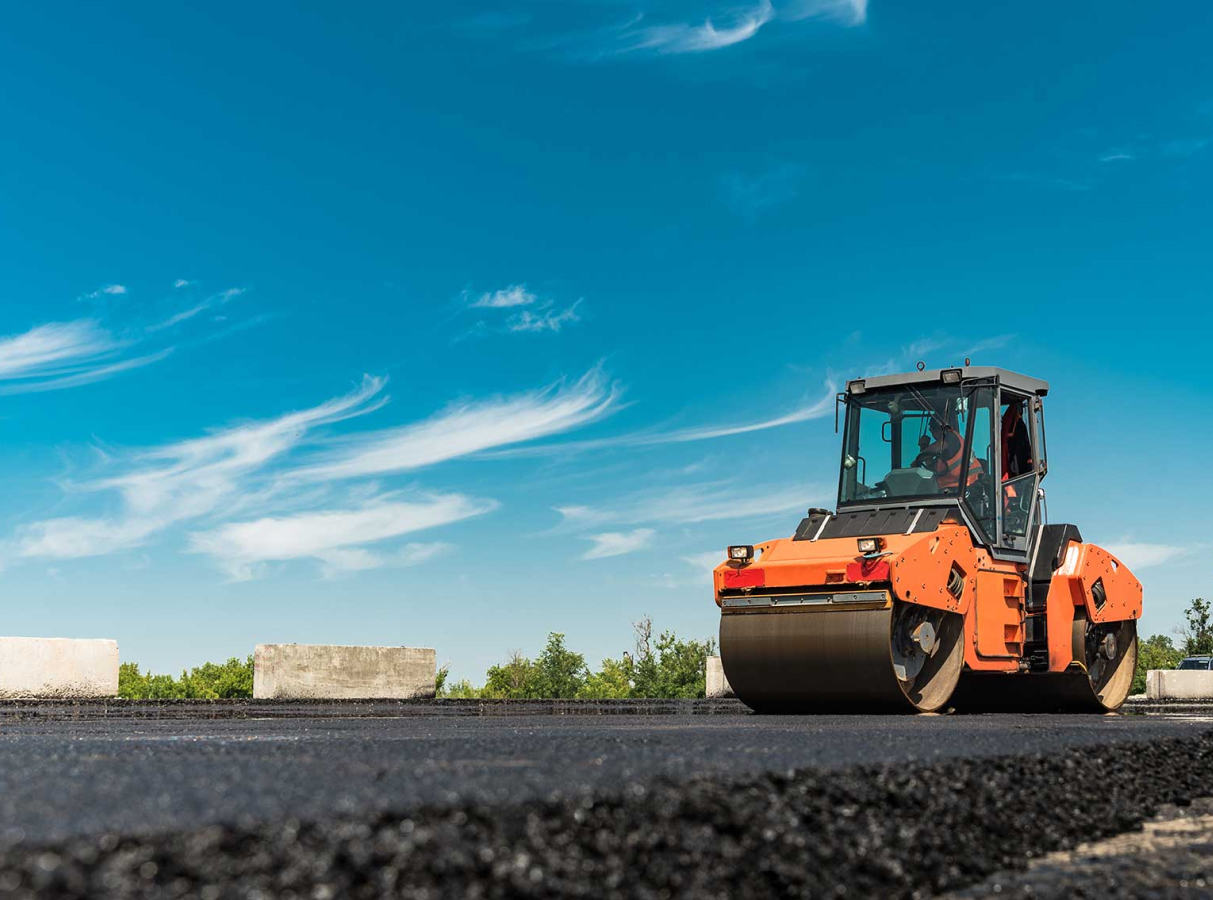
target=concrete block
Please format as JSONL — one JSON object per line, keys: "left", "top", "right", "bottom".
{"left": 705, "top": 655, "right": 734, "bottom": 699}
{"left": 254, "top": 644, "right": 436, "bottom": 700}
{"left": 0, "top": 637, "right": 119, "bottom": 699}
{"left": 1147, "top": 669, "right": 1213, "bottom": 700}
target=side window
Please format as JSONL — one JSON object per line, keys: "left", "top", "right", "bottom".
{"left": 1034, "top": 399, "right": 1047, "bottom": 474}
{"left": 999, "top": 394, "right": 1035, "bottom": 479}
{"left": 963, "top": 388, "right": 996, "bottom": 542}
{"left": 999, "top": 392, "right": 1036, "bottom": 542}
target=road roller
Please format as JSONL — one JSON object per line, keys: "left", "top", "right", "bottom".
{"left": 715, "top": 365, "right": 1141, "bottom": 713}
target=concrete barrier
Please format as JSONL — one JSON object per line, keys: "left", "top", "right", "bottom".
{"left": 1147, "top": 669, "right": 1213, "bottom": 700}
{"left": 705, "top": 655, "right": 734, "bottom": 699}
{"left": 0, "top": 637, "right": 119, "bottom": 699}
{"left": 253, "top": 644, "right": 436, "bottom": 700}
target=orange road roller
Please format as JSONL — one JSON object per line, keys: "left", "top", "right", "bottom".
{"left": 715, "top": 365, "right": 1141, "bottom": 713}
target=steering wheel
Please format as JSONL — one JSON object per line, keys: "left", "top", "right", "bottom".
{"left": 912, "top": 451, "right": 943, "bottom": 471}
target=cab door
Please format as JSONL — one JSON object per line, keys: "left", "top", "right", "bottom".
{"left": 996, "top": 389, "right": 1042, "bottom": 555}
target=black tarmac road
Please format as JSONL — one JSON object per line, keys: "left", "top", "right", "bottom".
{"left": 0, "top": 701, "right": 1209, "bottom": 898}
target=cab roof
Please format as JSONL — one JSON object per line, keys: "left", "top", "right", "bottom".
{"left": 849, "top": 366, "right": 1049, "bottom": 397}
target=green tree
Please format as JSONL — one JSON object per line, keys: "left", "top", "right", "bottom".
{"left": 1179, "top": 598, "right": 1213, "bottom": 657}
{"left": 144, "top": 673, "right": 187, "bottom": 699}
{"left": 577, "top": 657, "right": 634, "bottom": 699}
{"left": 483, "top": 650, "right": 538, "bottom": 699}
{"left": 1132, "top": 634, "right": 1184, "bottom": 695}
{"left": 115, "top": 657, "right": 254, "bottom": 699}
{"left": 440, "top": 678, "right": 482, "bottom": 699}
{"left": 435, "top": 664, "right": 450, "bottom": 696}
{"left": 117, "top": 662, "right": 148, "bottom": 699}
{"left": 177, "top": 656, "right": 255, "bottom": 699}
{"left": 630, "top": 616, "right": 718, "bottom": 699}
{"left": 532, "top": 633, "right": 587, "bottom": 698}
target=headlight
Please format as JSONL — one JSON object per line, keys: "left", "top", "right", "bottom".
{"left": 728, "top": 545, "right": 754, "bottom": 562}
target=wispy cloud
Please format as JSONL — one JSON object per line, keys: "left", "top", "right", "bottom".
{"left": 462, "top": 284, "right": 583, "bottom": 337}
{"left": 720, "top": 161, "right": 805, "bottom": 218}
{"left": 173, "top": 279, "right": 193, "bottom": 289}
{"left": 582, "top": 528, "right": 655, "bottom": 560}
{"left": 7, "top": 367, "right": 624, "bottom": 578}
{"left": 1098, "top": 152, "right": 1135, "bottom": 163}
{"left": 315, "top": 541, "right": 452, "bottom": 579}
{"left": 781, "top": 0, "right": 866, "bottom": 23}
{"left": 614, "top": 1, "right": 775, "bottom": 55}
{"left": 682, "top": 550, "right": 726, "bottom": 570}
{"left": 557, "top": 480, "right": 819, "bottom": 529}
{"left": 0, "top": 319, "right": 173, "bottom": 394}
{"left": 0, "top": 349, "right": 174, "bottom": 396}
{"left": 640, "top": 382, "right": 835, "bottom": 444}
{"left": 83, "top": 284, "right": 127, "bottom": 299}
{"left": 486, "top": 379, "right": 836, "bottom": 458}
{"left": 471, "top": 285, "right": 537, "bottom": 309}
{"left": 148, "top": 287, "right": 246, "bottom": 333}
{"left": 190, "top": 495, "right": 491, "bottom": 580}
{"left": 0, "top": 320, "right": 120, "bottom": 380}
{"left": 149, "top": 303, "right": 211, "bottom": 332}
{"left": 507, "top": 301, "right": 581, "bottom": 333}
{"left": 1103, "top": 542, "right": 1192, "bottom": 571}
{"left": 574, "top": 0, "right": 865, "bottom": 59}
{"left": 958, "top": 333, "right": 1016, "bottom": 359}
{"left": 12, "top": 376, "right": 388, "bottom": 562}
{"left": 287, "top": 368, "right": 619, "bottom": 483}
{"left": 901, "top": 338, "right": 947, "bottom": 366}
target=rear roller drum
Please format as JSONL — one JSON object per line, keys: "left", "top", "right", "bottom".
{"left": 1075, "top": 615, "right": 1137, "bottom": 710}
{"left": 951, "top": 615, "right": 1138, "bottom": 713}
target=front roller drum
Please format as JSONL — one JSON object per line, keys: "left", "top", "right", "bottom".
{"left": 720, "top": 599, "right": 965, "bottom": 713}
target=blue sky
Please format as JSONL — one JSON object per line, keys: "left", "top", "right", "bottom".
{"left": 0, "top": 1, "right": 1209, "bottom": 679}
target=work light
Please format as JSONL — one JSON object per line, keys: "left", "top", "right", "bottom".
{"left": 857, "top": 537, "right": 885, "bottom": 554}
{"left": 728, "top": 545, "right": 754, "bottom": 562}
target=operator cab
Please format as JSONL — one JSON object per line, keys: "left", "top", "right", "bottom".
{"left": 836, "top": 365, "right": 1049, "bottom": 560}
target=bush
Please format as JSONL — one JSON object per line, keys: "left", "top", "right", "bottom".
{"left": 1132, "top": 634, "right": 1183, "bottom": 695}
{"left": 577, "top": 657, "right": 633, "bottom": 700}
{"left": 483, "top": 650, "right": 539, "bottom": 699}
{"left": 630, "top": 617, "right": 717, "bottom": 699}
{"left": 117, "top": 657, "right": 255, "bottom": 699}
{"left": 466, "top": 619, "right": 717, "bottom": 700}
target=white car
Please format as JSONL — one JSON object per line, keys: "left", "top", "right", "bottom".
{"left": 1178, "top": 656, "right": 1213, "bottom": 671}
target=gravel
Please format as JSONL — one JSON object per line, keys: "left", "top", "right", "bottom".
{"left": 942, "top": 797, "right": 1213, "bottom": 899}
{"left": 1, "top": 730, "right": 1210, "bottom": 899}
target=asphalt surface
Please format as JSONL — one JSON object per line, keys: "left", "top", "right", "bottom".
{"left": 0, "top": 707, "right": 1208, "bottom": 844}
{"left": 0, "top": 704, "right": 1210, "bottom": 898}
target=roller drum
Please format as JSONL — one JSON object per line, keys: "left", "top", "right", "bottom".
{"left": 719, "top": 599, "right": 965, "bottom": 713}
{"left": 952, "top": 617, "right": 1138, "bottom": 713}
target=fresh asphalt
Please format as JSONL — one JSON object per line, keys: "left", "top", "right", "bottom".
{"left": 0, "top": 705, "right": 1207, "bottom": 845}
{"left": 0, "top": 705, "right": 1211, "bottom": 899}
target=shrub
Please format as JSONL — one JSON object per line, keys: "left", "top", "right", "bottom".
{"left": 1132, "top": 634, "right": 1183, "bottom": 695}
{"left": 117, "top": 657, "right": 254, "bottom": 699}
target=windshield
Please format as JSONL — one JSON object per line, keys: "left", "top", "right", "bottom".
{"left": 1179, "top": 658, "right": 1211, "bottom": 670}
{"left": 839, "top": 385, "right": 992, "bottom": 506}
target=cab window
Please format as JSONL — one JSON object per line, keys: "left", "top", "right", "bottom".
{"left": 1000, "top": 392, "right": 1037, "bottom": 541}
